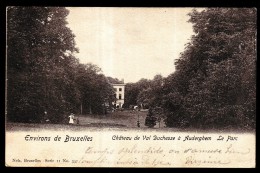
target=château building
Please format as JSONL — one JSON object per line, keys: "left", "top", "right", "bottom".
{"left": 111, "top": 83, "right": 126, "bottom": 108}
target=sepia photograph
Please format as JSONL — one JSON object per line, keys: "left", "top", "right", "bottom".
{"left": 5, "top": 7, "right": 256, "bottom": 167}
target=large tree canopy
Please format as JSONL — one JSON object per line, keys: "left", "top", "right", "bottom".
{"left": 75, "top": 63, "right": 115, "bottom": 114}
{"left": 7, "top": 7, "right": 80, "bottom": 123}
{"left": 123, "top": 78, "right": 152, "bottom": 108}
{"left": 162, "top": 8, "right": 256, "bottom": 130}
{"left": 7, "top": 7, "right": 115, "bottom": 123}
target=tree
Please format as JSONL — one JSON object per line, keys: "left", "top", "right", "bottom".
{"left": 145, "top": 108, "right": 157, "bottom": 128}
{"left": 137, "top": 74, "right": 164, "bottom": 108}
{"left": 7, "top": 7, "right": 121, "bottom": 123}
{"left": 163, "top": 8, "right": 256, "bottom": 130}
{"left": 7, "top": 7, "right": 80, "bottom": 123}
{"left": 124, "top": 78, "right": 152, "bottom": 108}
{"left": 107, "top": 77, "right": 124, "bottom": 84}
{"left": 75, "top": 63, "right": 115, "bottom": 115}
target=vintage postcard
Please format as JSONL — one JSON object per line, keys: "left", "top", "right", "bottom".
{"left": 5, "top": 7, "right": 256, "bottom": 167}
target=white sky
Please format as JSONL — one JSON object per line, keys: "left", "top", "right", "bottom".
{"left": 66, "top": 7, "right": 196, "bottom": 83}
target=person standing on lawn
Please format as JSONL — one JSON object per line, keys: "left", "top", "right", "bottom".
{"left": 68, "top": 113, "right": 75, "bottom": 124}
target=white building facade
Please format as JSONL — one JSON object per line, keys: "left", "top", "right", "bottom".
{"left": 112, "top": 83, "right": 126, "bottom": 108}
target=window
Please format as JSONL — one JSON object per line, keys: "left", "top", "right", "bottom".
{"left": 119, "top": 88, "right": 122, "bottom": 91}
{"left": 114, "top": 88, "right": 117, "bottom": 92}
{"left": 119, "top": 94, "right": 122, "bottom": 100}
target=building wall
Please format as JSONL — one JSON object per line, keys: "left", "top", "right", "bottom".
{"left": 112, "top": 84, "right": 125, "bottom": 108}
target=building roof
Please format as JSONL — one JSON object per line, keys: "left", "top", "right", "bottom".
{"left": 111, "top": 83, "right": 126, "bottom": 86}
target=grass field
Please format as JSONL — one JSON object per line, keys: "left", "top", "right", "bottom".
{"left": 5, "top": 110, "right": 254, "bottom": 133}
{"left": 76, "top": 110, "right": 165, "bottom": 128}
{"left": 6, "top": 110, "right": 167, "bottom": 132}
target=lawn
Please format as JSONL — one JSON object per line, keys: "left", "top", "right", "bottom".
{"left": 5, "top": 110, "right": 254, "bottom": 133}
{"left": 6, "top": 110, "right": 167, "bottom": 132}
{"left": 76, "top": 109, "right": 165, "bottom": 128}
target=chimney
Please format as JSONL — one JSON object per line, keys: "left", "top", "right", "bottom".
{"left": 121, "top": 78, "right": 124, "bottom": 84}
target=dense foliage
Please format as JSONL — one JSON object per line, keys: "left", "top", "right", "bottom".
{"left": 162, "top": 8, "right": 256, "bottom": 130}
{"left": 107, "top": 77, "right": 124, "bottom": 84}
{"left": 7, "top": 7, "right": 114, "bottom": 123}
{"left": 123, "top": 78, "right": 152, "bottom": 108}
{"left": 125, "top": 8, "right": 256, "bottom": 130}
{"left": 76, "top": 64, "right": 115, "bottom": 114}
